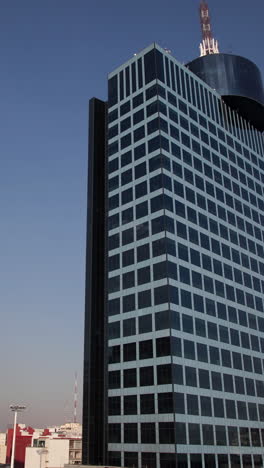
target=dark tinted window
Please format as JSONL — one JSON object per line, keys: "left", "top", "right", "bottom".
{"left": 140, "top": 394, "right": 155, "bottom": 414}
{"left": 158, "top": 392, "right": 174, "bottom": 414}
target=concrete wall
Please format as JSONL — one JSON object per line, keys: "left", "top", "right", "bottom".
{"left": 0, "top": 433, "right": 7, "bottom": 464}
{"left": 25, "top": 439, "right": 69, "bottom": 468}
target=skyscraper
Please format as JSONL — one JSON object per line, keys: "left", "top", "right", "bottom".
{"left": 83, "top": 11, "right": 264, "bottom": 468}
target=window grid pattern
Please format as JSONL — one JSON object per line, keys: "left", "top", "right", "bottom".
{"left": 106, "top": 44, "right": 264, "bottom": 468}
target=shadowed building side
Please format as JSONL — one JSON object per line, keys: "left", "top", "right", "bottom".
{"left": 82, "top": 98, "right": 107, "bottom": 465}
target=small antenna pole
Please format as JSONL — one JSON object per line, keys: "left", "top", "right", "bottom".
{"left": 74, "top": 372, "right": 77, "bottom": 424}
{"left": 199, "top": 1, "right": 219, "bottom": 56}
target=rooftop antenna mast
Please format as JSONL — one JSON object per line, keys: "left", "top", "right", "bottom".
{"left": 74, "top": 372, "right": 77, "bottom": 424}
{"left": 199, "top": 1, "right": 219, "bottom": 57}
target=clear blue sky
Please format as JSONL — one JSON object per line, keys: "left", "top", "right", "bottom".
{"left": 0, "top": 0, "right": 263, "bottom": 431}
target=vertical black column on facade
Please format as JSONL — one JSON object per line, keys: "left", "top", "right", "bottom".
{"left": 82, "top": 98, "right": 107, "bottom": 465}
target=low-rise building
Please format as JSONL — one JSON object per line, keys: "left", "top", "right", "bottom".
{"left": 0, "top": 433, "right": 7, "bottom": 464}
{"left": 25, "top": 431, "right": 82, "bottom": 468}
{"left": 5, "top": 425, "right": 35, "bottom": 468}
{"left": 2, "top": 422, "right": 82, "bottom": 468}
{"left": 25, "top": 438, "right": 69, "bottom": 468}
{"left": 68, "top": 439, "right": 81, "bottom": 465}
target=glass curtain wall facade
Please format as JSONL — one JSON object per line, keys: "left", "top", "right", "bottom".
{"left": 84, "top": 43, "right": 264, "bottom": 468}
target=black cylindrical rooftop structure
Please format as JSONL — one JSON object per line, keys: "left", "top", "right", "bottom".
{"left": 187, "top": 53, "right": 264, "bottom": 132}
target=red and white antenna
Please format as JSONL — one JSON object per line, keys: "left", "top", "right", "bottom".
{"left": 74, "top": 372, "right": 77, "bottom": 424}
{"left": 199, "top": 1, "right": 219, "bottom": 56}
